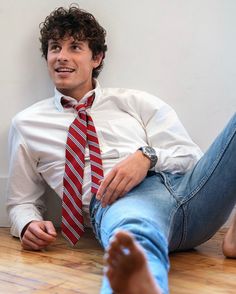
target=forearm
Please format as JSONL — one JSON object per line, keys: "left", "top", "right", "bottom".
{"left": 154, "top": 145, "right": 203, "bottom": 174}
{"left": 7, "top": 121, "right": 47, "bottom": 238}
{"left": 8, "top": 204, "right": 43, "bottom": 238}
{"left": 145, "top": 103, "right": 203, "bottom": 174}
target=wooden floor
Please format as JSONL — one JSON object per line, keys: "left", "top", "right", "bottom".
{"left": 0, "top": 228, "right": 235, "bottom": 293}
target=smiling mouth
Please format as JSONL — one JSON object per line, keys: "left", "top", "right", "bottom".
{"left": 55, "top": 67, "right": 75, "bottom": 73}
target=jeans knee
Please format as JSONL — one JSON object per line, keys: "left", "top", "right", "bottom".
{"left": 103, "top": 216, "right": 169, "bottom": 267}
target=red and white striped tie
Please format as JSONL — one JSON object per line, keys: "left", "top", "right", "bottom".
{"left": 61, "top": 95, "right": 104, "bottom": 245}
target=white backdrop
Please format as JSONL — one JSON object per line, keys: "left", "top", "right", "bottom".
{"left": 0, "top": 0, "right": 235, "bottom": 226}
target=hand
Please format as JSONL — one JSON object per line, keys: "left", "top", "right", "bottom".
{"left": 21, "top": 220, "right": 57, "bottom": 251}
{"left": 96, "top": 150, "right": 151, "bottom": 207}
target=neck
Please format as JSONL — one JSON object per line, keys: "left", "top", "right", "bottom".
{"left": 58, "top": 80, "right": 95, "bottom": 101}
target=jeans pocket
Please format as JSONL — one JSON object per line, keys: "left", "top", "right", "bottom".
{"left": 89, "top": 195, "right": 104, "bottom": 243}
{"left": 159, "top": 171, "right": 183, "bottom": 199}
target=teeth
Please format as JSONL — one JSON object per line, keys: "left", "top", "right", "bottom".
{"left": 56, "top": 68, "right": 74, "bottom": 72}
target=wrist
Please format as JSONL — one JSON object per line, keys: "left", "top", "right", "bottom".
{"left": 137, "top": 150, "right": 152, "bottom": 169}
{"left": 137, "top": 146, "right": 158, "bottom": 170}
{"left": 20, "top": 220, "right": 38, "bottom": 238}
{"left": 21, "top": 221, "right": 32, "bottom": 238}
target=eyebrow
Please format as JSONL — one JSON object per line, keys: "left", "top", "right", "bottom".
{"left": 48, "top": 39, "right": 86, "bottom": 45}
{"left": 71, "top": 40, "right": 86, "bottom": 46}
{"left": 48, "top": 40, "right": 59, "bottom": 45}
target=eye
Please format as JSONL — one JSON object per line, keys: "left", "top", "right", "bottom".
{"left": 71, "top": 43, "right": 82, "bottom": 51}
{"left": 49, "top": 44, "right": 61, "bottom": 52}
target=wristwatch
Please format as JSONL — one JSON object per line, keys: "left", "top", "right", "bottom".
{"left": 138, "top": 146, "right": 158, "bottom": 169}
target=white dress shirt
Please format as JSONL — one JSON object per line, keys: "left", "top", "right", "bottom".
{"left": 6, "top": 80, "right": 203, "bottom": 237}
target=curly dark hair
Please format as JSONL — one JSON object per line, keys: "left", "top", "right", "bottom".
{"left": 39, "top": 5, "right": 107, "bottom": 78}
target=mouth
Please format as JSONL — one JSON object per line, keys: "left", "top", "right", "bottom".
{"left": 55, "top": 67, "right": 75, "bottom": 73}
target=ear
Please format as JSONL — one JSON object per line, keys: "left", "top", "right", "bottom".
{"left": 92, "top": 52, "right": 104, "bottom": 68}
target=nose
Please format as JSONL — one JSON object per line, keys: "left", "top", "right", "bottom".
{"left": 57, "top": 47, "right": 69, "bottom": 62}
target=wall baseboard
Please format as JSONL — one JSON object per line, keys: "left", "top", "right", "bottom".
{"left": 1, "top": 176, "right": 235, "bottom": 228}
{"left": 0, "top": 177, "right": 62, "bottom": 227}
{"left": 0, "top": 177, "right": 10, "bottom": 227}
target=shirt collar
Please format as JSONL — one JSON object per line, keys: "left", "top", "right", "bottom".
{"left": 54, "top": 79, "right": 102, "bottom": 112}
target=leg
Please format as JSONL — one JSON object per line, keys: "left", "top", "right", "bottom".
{"left": 222, "top": 213, "right": 236, "bottom": 258}
{"left": 90, "top": 173, "right": 177, "bottom": 294}
{"left": 104, "top": 230, "right": 161, "bottom": 294}
{"left": 169, "top": 114, "right": 236, "bottom": 250}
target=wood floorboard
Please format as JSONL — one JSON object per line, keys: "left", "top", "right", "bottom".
{"left": 0, "top": 228, "right": 235, "bottom": 293}
{"left": 169, "top": 229, "right": 236, "bottom": 293}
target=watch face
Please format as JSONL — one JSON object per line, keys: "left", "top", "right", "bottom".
{"left": 145, "top": 146, "right": 154, "bottom": 155}
{"left": 142, "top": 146, "right": 157, "bottom": 169}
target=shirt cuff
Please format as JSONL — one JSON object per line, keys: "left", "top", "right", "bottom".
{"left": 10, "top": 213, "right": 43, "bottom": 239}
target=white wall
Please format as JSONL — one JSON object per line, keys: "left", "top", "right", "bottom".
{"left": 1, "top": 0, "right": 236, "bottom": 226}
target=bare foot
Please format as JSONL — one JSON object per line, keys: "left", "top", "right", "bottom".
{"left": 104, "top": 230, "right": 161, "bottom": 294}
{"left": 222, "top": 214, "right": 236, "bottom": 258}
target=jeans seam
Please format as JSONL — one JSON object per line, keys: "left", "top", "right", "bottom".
{"left": 159, "top": 172, "right": 180, "bottom": 202}
{"left": 179, "top": 204, "right": 188, "bottom": 248}
{"left": 178, "top": 122, "right": 236, "bottom": 248}
{"left": 168, "top": 204, "right": 185, "bottom": 251}
{"left": 89, "top": 196, "right": 102, "bottom": 242}
{"left": 180, "top": 124, "right": 236, "bottom": 206}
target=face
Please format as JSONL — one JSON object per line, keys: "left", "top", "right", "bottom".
{"left": 47, "top": 36, "right": 103, "bottom": 100}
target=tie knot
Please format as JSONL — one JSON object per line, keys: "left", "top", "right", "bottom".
{"left": 62, "top": 95, "right": 94, "bottom": 113}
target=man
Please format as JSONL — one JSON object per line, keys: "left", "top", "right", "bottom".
{"left": 6, "top": 5, "right": 236, "bottom": 294}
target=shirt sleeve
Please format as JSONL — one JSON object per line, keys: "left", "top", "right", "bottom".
{"left": 6, "top": 118, "right": 46, "bottom": 238}
{"left": 138, "top": 93, "right": 203, "bottom": 173}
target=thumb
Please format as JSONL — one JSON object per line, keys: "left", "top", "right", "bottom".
{"left": 44, "top": 221, "right": 57, "bottom": 236}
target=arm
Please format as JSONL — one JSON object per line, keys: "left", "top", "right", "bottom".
{"left": 6, "top": 118, "right": 57, "bottom": 250}
{"left": 143, "top": 102, "right": 203, "bottom": 173}
{"left": 97, "top": 91, "right": 202, "bottom": 207}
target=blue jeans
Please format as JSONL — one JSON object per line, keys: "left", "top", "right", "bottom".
{"left": 90, "top": 114, "right": 236, "bottom": 294}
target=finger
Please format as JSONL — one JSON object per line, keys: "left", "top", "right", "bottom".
{"left": 106, "top": 177, "right": 131, "bottom": 205}
{"left": 22, "top": 241, "right": 44, "bottom": 251}
{"left": 44, "top": 221, "right": 57, "bottom": 237}
{"left": 28, "top": 223, "right": 56, "bottom": 242}
{"left": 22, "top": 230, "right": 54, "bottom": 252}
{"left": 21, "top": 236, "right": 46, "bottom": 251}
{"left": 118, "top": 179, "right": 137, "bottom": 198}
{"left": 100, "top": 174, "right": 124, "bottom": 207}
{"left": 96, "top": 169, "right": 116, "bottom": 200}
{"left": 23, "top": 229, "right": 49, "bottom": 247}
{"left": 22, "top": 240, "right": 39, "bottom": 251}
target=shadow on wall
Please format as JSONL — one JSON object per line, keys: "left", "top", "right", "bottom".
{"left": 44, "top": 186, "right": 62, "bottom": 228}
